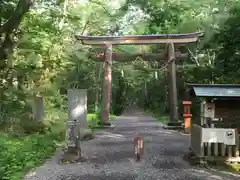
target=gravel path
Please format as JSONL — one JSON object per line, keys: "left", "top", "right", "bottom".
{"left": 24, "top": 107, "right": 240, "bottom": 180}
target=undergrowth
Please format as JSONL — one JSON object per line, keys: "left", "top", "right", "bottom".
{"left": 0, "top": 105, "right": 116, "bottom": 180}
{"left": 87, "top": 113, "right": 117, "bottom": 128}
{"left": 146, "top": 108, "right": 169, "bottom": 124}
{"left": 0, "top": 106, "right": 66, "bottom": 180}
{"left": 0, "top": 131, "right": 64, "bottom": 180}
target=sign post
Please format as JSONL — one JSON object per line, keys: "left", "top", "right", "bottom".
{"left": 133, "top": 136, "right": 144, "bottom": 161}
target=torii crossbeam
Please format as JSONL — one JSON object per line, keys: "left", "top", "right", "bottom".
{"left": 75, "top": 32, "right": 203, "bottom": 126}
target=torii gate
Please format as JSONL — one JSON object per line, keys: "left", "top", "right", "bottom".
{"left": 75, "top": 33, "right": 203, "bottom": 127}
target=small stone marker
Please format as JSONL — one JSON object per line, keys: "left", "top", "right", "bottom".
{"left": 32, "top": 93, "right": 44, "bottom": 121}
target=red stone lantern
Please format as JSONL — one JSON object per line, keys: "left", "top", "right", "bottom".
{"left": 182, "top": 101, "right": 192, "bottom": 134}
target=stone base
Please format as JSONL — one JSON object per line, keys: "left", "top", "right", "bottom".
{"left": 102, "top": 124, "right": 116, "bottom": 128}
{"left": 167, "top": 121, "right": 183, "bottom": 126}
{"left": 163, "top": 126, "right": 183, "bottom": 130}
{"left": 184, "top": 128, "right": 191, "bottom": 134}
{"left": 98, "top": 121, "right": 111, "bottom": 126}
{"left": 81, "top": 129, "right": 95, "bottom": 140}
{"left": 60, "top": 147, "right": 85, "bottom": 164}
{"left": 97, "top": 121, "right": 116, "bottom": 128}
{"left": 92, "top": 124, "right": 116, "bottom": 129}
{"left": 163, "top": 121, "right": 183, "bottom": 130}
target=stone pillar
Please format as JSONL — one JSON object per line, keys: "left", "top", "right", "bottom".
{"left": 100, "top": 44, "right": 112, "bottom": 126}
{"left": 32, "top": 93, "right": 44, "bottom": 121}
{"left": 66, "top": 89, "right": 87, "bottom": 154}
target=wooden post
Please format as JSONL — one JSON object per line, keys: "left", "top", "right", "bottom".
{"left": 167, "top": 43, "right": 179, "bottom": 123}
{"left": 100, "top": 44, "right": 112, "bottom": 126}
{"left": 235, "top": 129, "right": 239, "bottom": 157}
{"left": 133, "top": 136, "right": 144, "bottom": 161}
{"left": 66, "top": 89, "right": 87, "bottom": 155}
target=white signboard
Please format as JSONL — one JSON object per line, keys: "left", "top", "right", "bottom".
{"left": 201, "top": 128, "right": 236, "bottom": 145}
{"left": 203, "top": 103, "right": 215, "bottom": 118}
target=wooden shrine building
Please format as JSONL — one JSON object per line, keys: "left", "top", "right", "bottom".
{"left": 187, "top": 84, "right": 240, "bottom": 163}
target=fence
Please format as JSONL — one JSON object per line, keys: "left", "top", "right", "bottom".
{"left": 191, "top": 124, "right": 240, "bottom": 162}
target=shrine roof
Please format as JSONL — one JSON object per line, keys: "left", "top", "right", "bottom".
{"left": 75, "top": 32, "right": 203, "bottom": 45}
{"left": 187, "top": 84, "right": 240, "bottom": 98}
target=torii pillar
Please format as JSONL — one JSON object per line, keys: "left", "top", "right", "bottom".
{"left": 167, "top": 43, "right": 180, "bottom": 126}
{"left": 100, "top": 44, "right": 112, "bottom": 126}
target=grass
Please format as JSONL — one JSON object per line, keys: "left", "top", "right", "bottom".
{"left": 209, "top": 162, "right": 240, "bottom": 173}
{"left": 184, "top": 152, "right": 240, "bottom": 173}
{"left": 0, "top": 130, "right": 65, "bottom": 180}
{"left": 227, "top": 163, "right": 240, "bottom": 172}
{"left": 87, "top": 113, "right": 117, "bottom": 129}
{"left": 0, "top": 108, "right": 66, "bottom": 180}
{"left": 0, "top": 110, "right": 117, "bottom": 180}
{"left": 146, "top": 110, "right": 169, "bottom": 124}
{"left": 222, "top": 163, "right": 240, "bottom": 172}
{"left": 157, "top": 115, "right": 168, "bottom": 124}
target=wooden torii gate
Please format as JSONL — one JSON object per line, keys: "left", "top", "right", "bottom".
{"left": 75, "top": 33, "right": 203, "bottom": 127}
{"left": 91, "top": 51, "right": 188, "bottom": 62}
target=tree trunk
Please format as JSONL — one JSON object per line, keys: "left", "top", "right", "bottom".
{"left": 0, "top": 0, "right": 35, "bottom": 65}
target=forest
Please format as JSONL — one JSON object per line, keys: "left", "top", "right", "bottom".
{"left": 1, "top": 0, "right": 240, "bottom": 179}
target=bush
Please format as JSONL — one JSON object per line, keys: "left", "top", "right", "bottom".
{"left": 0, "top": 131, "right": 64, "bottom": 180}
{"left": 0, "top": 106, "right": 66, "bottom": 180}
{"left": 87, "top": 113, "right": 116, "bottom": 128}
{"left": 20, "top": 119, "right": 50, "bottom": 134}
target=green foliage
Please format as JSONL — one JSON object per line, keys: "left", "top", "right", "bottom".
{"left": 87, "top": 113, "right": 116, "bottom": 128}
{"left": 214, "top": 3, "right": 240, "bottom": 83}
{"left": 20, "top": 119, "right": 49, "bottom": 134}
{"left": 0, "top": 131, "right": 64, "bottom": 180}
{"left": 148, "top": 109, "right": 169, "bottom": 124}
{"left": 0, "top": 105, "right": 66, "bottom": 179}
